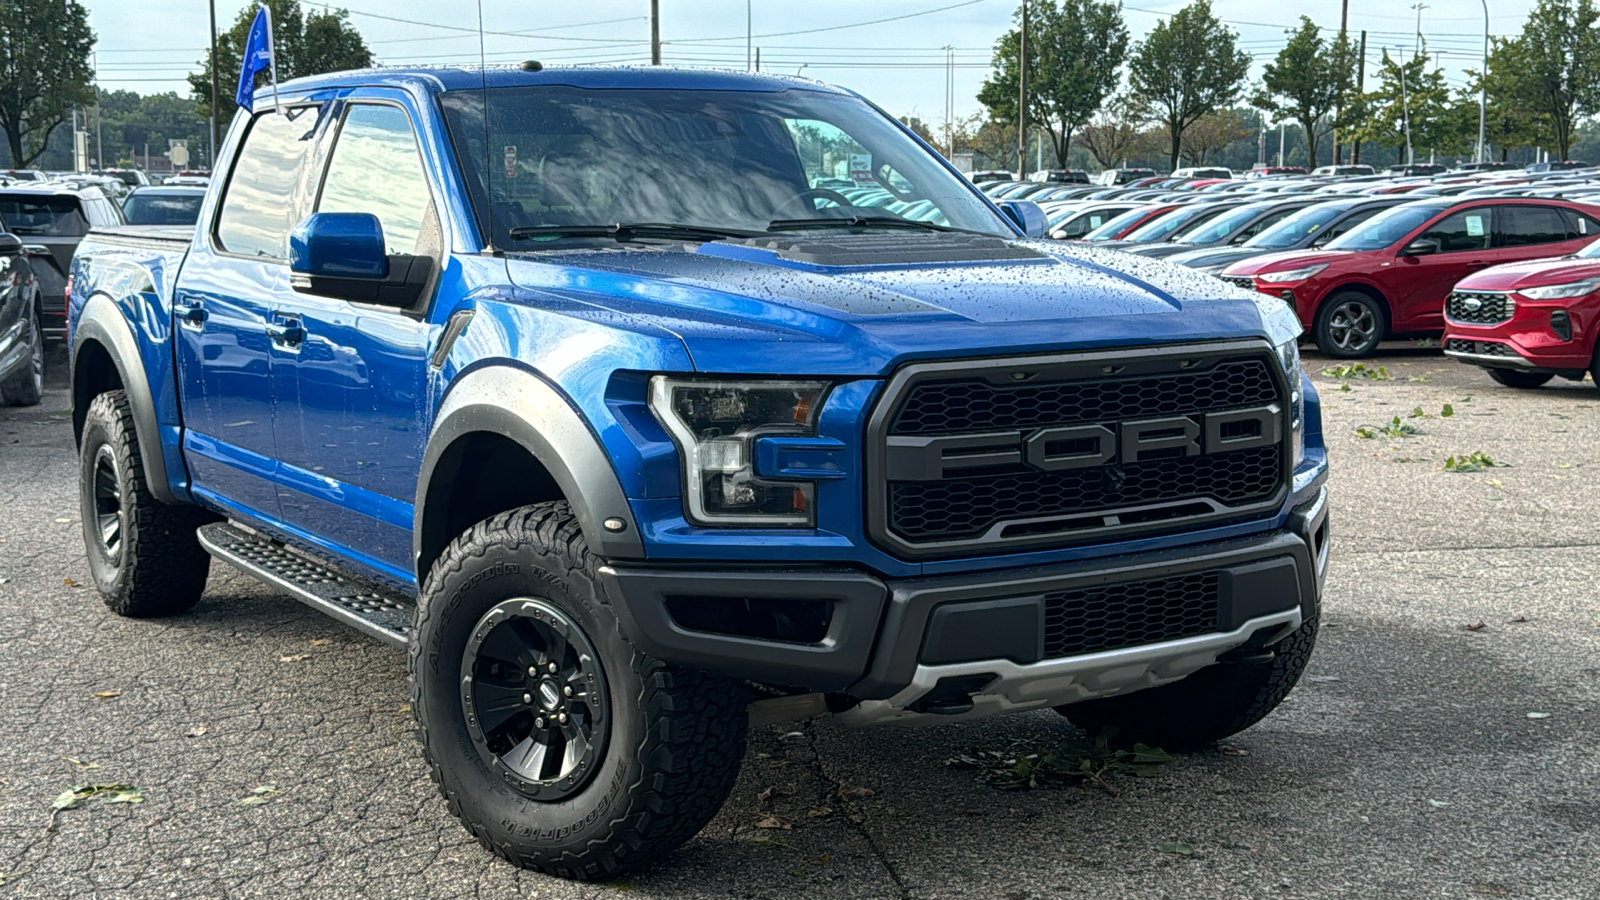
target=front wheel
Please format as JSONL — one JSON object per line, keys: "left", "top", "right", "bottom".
{"left": 1486, "top": 368, "right": 1553, "bottom": 389}
{"left": 1313, "top": 292, "right": 1386, "bottom": 358}
{"left": 1057, "top": 612, "right": 1318, "bottom": 751}
{"left": 410, "top": 502, "right": 749, "bottom": 881}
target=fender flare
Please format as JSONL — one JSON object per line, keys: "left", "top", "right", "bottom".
{"left": 71, "top": 292, "right": 177, "bottom": 504}
{"left": 415, "top": 365, "right": 645, "bottom": 576}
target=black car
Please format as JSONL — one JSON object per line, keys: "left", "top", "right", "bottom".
{"left": 0, "top": 184, "right": 123, "bottom": 341}
{"left": 0, "top": 215, "right": 44, "bottom": 406}
{"left": 1029, "top": 168, "right": 1091, "bottom": 184}
{"left": 1387, "top": 164, "right": 1447, "bottom": 176}
{"left": 1120, "top": 197, "right": 1322, "bottom": 259}
{"left": 1164, "top": 196, "right": 1409, "bottom": 273}
{"left": 121, "top": 185, "right": 207, "bottom": 227}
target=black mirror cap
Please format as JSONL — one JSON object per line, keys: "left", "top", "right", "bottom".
{"left": 0, "top": 233, "right": 21, "bottom": 255}
{"left": 1401, "top": 238, "right": 1440, "bottom": 257}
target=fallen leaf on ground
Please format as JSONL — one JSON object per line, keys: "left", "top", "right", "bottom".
{"left": 758, "top": 785, "right": 793, "bottom": 804}
{"left": 1427, "top": 799, "right": 1451, "bottom": 808}
{"left": 183, "top": 726, "right": 207, "bottom": 738}
{"left": 1218, "top": 745, "right": 1250, "bottom": 757}
{"left": 1158, "top": 841, "right": 1194, "bottom": 855}
{"left": 807, "top": 806, "right": 833, "bottom": 818}
{"left": 53, "top": 518, "right": 70, "bottom": 524}
{"left": 838, "top": 786, "right": 875, "bottom": 800}
{"left": 1508, "top": 616, "right": 1529, "bottom": 623}
{"left": 278, "top": 654, "right": 310, "bottom": 663}
{"left": 92, "top": 690, "right": 121, "bottom": 699}
{"left": 309, "top": 638, "right": 331, "bottom": 646}
{"left": 63, "top": 758, "right": 101, "bottom": 769}
{"left": 1464, "top": 621, "right": 1486, "bottom": 632}
{"left": 239, "top": 784, "right": 285, "bottom": 805}
{"left": 1527, "top": 712, "right": 1552, "bottom": 719}
{"left": 0, "top": 872, "right": 24, "bottom": 887}
{"left": 754, "top": 814, "right": 791, "bottom": 830}
{"left": 52, "top": 783, "right": 143, "bottom": 811}
{"left": 63, "top": 578, "right": 76, "bottom": 587}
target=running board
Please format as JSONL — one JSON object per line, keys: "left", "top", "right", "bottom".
{"left": 197, "top": 522, "right": 415, "bottom": 647}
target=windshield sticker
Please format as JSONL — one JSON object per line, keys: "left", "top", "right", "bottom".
{"left": 1466, "top": 215, "right": 1485, "bottom": 237}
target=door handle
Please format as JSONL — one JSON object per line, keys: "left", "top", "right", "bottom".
{"left": 173, "top": 301, "right": 206, "bottom": 328}
{"left": 267, "top": 317, "right": 305, "bottom": 347}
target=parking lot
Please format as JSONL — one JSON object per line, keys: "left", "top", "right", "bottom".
{"left": 1, "top": 344, "right": 1598, "bottom": 899}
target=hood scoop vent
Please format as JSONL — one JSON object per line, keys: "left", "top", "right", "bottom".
{"left": 727, "top": 232, "right": 1048, "bottom": 267}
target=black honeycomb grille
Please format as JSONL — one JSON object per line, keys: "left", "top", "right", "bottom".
{"left": 1445, "top": 338, "right": 1513, "bottom": 357}
{"left": 890, "top": 358, "right": 1277, "bottom": 435}
{"left": 1220, "top": 275, "right": 1257, "bottom": 292}
{"left": 889, "top": 445, "right": 1281, "bottom": 540}
{"left": 1043, "top": 571, "right": 1220, "bottom": 658}
{"left": 1446, "top": 291, "right": 1513, "bottom": 325}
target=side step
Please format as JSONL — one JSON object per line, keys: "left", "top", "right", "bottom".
{"left": 197, "top": 522, "right": 415, "bottom": 647}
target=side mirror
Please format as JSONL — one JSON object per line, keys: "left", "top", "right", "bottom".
{"left": 998, "top": 200, "right": 1049, "bottom": 238}
{"left": 0, "top": 233, "right": 20, "bottom": 255}
{"left": 289, "top": 212, "right": 434, "bottom": 307}
{"left": 1400, "top": 237, "right": 1439, "bottom": 257}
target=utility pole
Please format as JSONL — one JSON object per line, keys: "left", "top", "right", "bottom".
{"left": 746, "top": 0, "right": 753, "bottom": 71}
{"left": 93, "top": 52, "right": 103, "bottom": 170}
{"left": 1411, "top": 2, "right": 1427, "bottom": 55}
{"left": 1333, "top": 0, "right": 1349, "bottom": 164}
{"left": 1278, "top": 121, "right": 1285, "bottom": 166}
{"left": 1353, "top": 30, "right": 1367, "bottom": 164}
{"left": 650, "top": 0, "right": 660, "bottom": 65}
{"left": 943, "top": 44, "right": 955, "bottom": 158}
{"left": 208, "top": 0, "right": 220, "bottom": 166}
{"left": 1399, "top": 49, "right": 1414, "bottom": 165}
{"left": 1476, "top": 0, "right": 1489, "bottom": 163}
{"left": 1258, "top": 120, "right": 1266, "bottom": 167}
{"left": 1018, "top": 0, "right": 1028, "bottom": 179}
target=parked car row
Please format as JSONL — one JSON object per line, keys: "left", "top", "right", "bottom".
{"left": 976, "top": 164, "right": 1600, "bottom": 386}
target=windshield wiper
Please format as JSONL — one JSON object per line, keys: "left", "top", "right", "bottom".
{"left": 766, "top": 215, "right": 969, "bottom": 234}
{"left": 507, "top": 222, "right": 756, "bottom": 243}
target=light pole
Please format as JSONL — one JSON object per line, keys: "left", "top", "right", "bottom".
{"left": 943, "top": 44, "right": 955, "bottom": 159}
{"left": 746, "top": 0, "right": 752, "bottom": 71}
{"left": 1018, "top": 0, "right": 1028, "bottom": 179}
{"left": 795, "top": 64, "right": 808, "bottom": 77}
{"left": 1477, "top": 0, "right": 1489, "bottom": 163}
{"left": 208, "top": 0, "right": 219, "bottom": 167}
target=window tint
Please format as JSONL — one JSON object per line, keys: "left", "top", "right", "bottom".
{"left": 1500, "top": 205, "right": 1569, "bottom": 246}
{"left": 1559, "top": 208, "right": 1599, "bottom": 239}
{"left": 0, "top": 195, "right": 86, "bottom": 236}
{"left": 1421, "top": 208, "right": 1492, "bottom": 253}
{"left": 123, "top": 192, "right": 205, "bottom": 226}
{"left": 1324, "top": 206, "right": 1387, "bottom": 241}
{"left": 216, "top": 105, "right": 327, "bottom": 259}
{"left": 318, "top": 104, "right": 436, "bottom": 256}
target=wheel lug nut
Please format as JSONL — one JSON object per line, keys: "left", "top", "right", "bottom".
{"left": 522, "top": 693, "right": 533, "bottom": 704}
{"left": 563, "top": 686, "right": 572, "bottom": 697}
{"left": 535, "top": 717, "right": 545, "bottom": 729}
{"left": 548, "top": 663, "right": 558, "bottom": 674}
{"left": 528, "top": 666, "right": 538, "bottom": 677}
{"left": 558, "top": 712, "right": 568, "bottom": 724}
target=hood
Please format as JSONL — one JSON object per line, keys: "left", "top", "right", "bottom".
{"left": 501, "top": 234, "right": 1290, "bottom": 375}
{"left": 1164, "top": 246, "right": 1266, "bottom": 271}
{"left": 1455, "top": 254, "right": 1600, "bottom": 292}
{"left": 1128, "top": 241, "right": 1208, "bottom": 259}
{"left": 1223, "top": 249, "right": 1355, "bottom": 277}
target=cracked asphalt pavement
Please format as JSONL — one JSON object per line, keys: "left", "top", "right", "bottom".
{"left": 2, "top": 344, "right": 1598, "bottom": 899}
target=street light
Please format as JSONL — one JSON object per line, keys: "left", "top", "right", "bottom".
{"left": 795, "top": 64, "right": 808, "bottom": 76}
{"left": 1477, "top": 0, "right": 1489, "bottom": 163}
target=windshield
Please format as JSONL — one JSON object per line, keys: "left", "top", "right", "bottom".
{"left": 1172, "top": 204, "right": 1266, "bottom": 244}
{"left": 1124, "top": 204, "right": 1223, "bottom": 242}
{"left": 1243, "top": 202, "right": 1353, "bottom": 249}
{"left": 0, "top": 195, "right": 86, "bottom": 236}
{"left": 122, "top": 192, "right": 204, "bottom": 226}
{"left": 1577, "top": 238, "right": 1600, "bottom": 259}
{"left": 1324, "top": 204, "right": 1448, "bottom": 251}
{"left": 440, "top": 85, "right": 1008, "bottom": 246}
{"left": 1082, "top": 206, "right": 1151, "bottom": 241}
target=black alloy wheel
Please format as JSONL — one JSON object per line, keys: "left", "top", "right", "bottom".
{"left": 461, "top": 597, "right": 609, "bottom": 801}
{"left": 1314, "top": 292, "right": 1386, "bottom": 358}
{"left": 91, "top": 444, "right": 125, "bottom": 564}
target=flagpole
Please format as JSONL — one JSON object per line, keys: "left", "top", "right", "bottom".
{"left": 262, "top": 3, "right": 282, "bottom": 114}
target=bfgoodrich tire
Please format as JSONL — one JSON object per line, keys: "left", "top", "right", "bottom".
{"left": 1057, "top": 612, "right": 1318, "bottom": 751}
{"left": 78, "top": 391, "right": 212, "bottom": 617}
{"left": 409, "top": 502, "right": 749, "bottom": 880}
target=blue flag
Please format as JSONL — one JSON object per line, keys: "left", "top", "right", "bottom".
{"left": 235, "top": 6, "right": 276, "bottom": 112}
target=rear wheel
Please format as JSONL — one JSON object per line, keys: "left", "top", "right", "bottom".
{"left": 0, "top": 305, "right": 43, "bottom": 407}
{"left": 1057, "top": 612, "right": 1318, "bottom": 751}
{"left": 1313, "top": 292, "right": 1386, "bottom": 358}
{"left": 1486, "top": 368, "right": 1553, "bottom": 389}
{"left": 410, "top": 502, "right": 749, "bottom": 880}
{"left": 78, "top": 391, "right": 212, "bottom": 617}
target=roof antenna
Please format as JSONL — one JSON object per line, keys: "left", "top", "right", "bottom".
{"left": 477, "top": 0, "right": 495, "bottom": 254}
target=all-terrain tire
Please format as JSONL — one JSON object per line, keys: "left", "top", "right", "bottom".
{"left": 1486, "top": 368, "right": 1553, "bottom": 389}
{"left": 0, "top": 304, "right": 43, "bottom": 407}
{"left": 78, "top": 391, "right": 212, "bottom": 617}
{"left": 1058, "top": 611, "right": 1319, "bottom": 751}
{"left": 409, "top": 502, "right": 749, "bottom": 881}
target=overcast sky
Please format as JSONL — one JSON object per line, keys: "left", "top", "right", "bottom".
{"left": 90, "top": 0, "right": 1536, "bottom": 125}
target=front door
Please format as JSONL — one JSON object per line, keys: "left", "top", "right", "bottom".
{"left": 268, "top": 100, "right": 442, "bottom": 581}
{"left": 1391, "top": 206, "right": 1494, "bottom": 332}
{"left": 175, "top": 103, "right": 332, "bottom": 520}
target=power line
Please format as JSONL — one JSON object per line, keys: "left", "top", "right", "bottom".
{"left": 665, "top": 0, "right": 991, "bottom": 44}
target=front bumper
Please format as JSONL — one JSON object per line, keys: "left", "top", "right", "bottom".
{"left": 600, "top": 486, "right": 1329, "bottom": 723}
{"left": 1442, "top": 294, "right": 1600, "bottom": 373}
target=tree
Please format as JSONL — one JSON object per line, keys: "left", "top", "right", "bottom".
{"left": 978, "top": 0, "right": 1130, "bottom": 169}
{"left": 1352, "top": 48, "right": 1468, "bottom": 161}
{"left": 1080, "top": 93, "right": 1149, "bottom": 169}
{"left": 1252, "top": 17, "right": 1357, "bottom": 169}
{"left": 0, "top": 0, "right": 96, "bottom": 167}
{"left": 1463, "top": 41, "right": 1550, "bottom": 160}
{"left": 1128, "top": 0, "right": 1251, "bottom": 172}
{"left": 188, "top": 0, "right": 374, "bottom": 124}
{"left": 1181, "top": 108, "right": 1253, "bottom": 165}
{"left": 1493, "top": 0, "right": 1600, "bottom": 160}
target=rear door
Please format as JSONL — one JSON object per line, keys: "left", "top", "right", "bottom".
{"left": 173, "top": 102, "right": 334, "bottom": 521}
{"left": 266, "top": 96, "right": 442, "bottom": 579}
{"left": 1497, "top": 204, "right": 1598, "bottom": 263}
{"left": 1390, "top": 206, "right": 1494, "bottom": 332}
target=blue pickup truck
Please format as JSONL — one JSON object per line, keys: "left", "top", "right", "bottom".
{"left": 68, "top": 65, "right": 1328, "bottom": 879}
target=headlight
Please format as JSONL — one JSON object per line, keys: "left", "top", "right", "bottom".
{"left": 650, "top": 377, "right": 828, "bottom": 526}
{"left": 1259, "top": 263, "right": 1330, "bottom": 284}
{"left": 1516, "top": 279, "right": 1600, "bottom": 300}
{"left": 1273, "top": 337, "right": 1306, "bottom": 466}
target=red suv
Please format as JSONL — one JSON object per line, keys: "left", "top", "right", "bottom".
{"left": 1220, "top": 198, "right": 1600, "bottom": 357}
{"left": 1441, "top": 238, "right": 1600, "bottom": 389}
